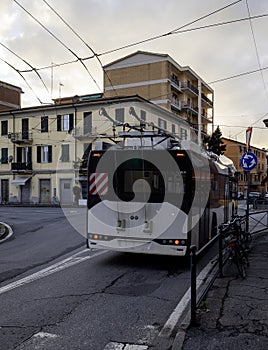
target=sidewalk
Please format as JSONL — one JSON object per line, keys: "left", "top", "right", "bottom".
{"left": 182, "top": 231, "right": 268, "bottom": 350}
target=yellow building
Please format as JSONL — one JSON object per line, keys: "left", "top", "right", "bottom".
{"left": 0, "top": 95, "right": 194, "bottom": 205}
{"left": 222, "top": 137, "right": 267, "bottom": 195}
{"left": 0, "top": 51, "right": 215, "bottom": 205}
{"left": 103, "top": 51, "right": 214, "bottom": 139}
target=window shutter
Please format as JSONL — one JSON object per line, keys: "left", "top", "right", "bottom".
{"left": 37, "top": 146, "right": 41, "bottom": 163}
{"left": 48, "top": 145, "right": 52, "bottom": 163}
{"left": 57, "top": 115, "right": 61, "bottom": 131}
{"left": 68, "top": 114, "right": 74, "bottom": 132}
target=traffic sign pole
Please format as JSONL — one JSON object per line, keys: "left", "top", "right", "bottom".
{"left": 246, "top": 171, "right": 250, "bottom": 235}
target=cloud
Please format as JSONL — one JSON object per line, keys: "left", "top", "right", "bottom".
{"left": 0, "top": 0, "right": 268, "bottom": 147}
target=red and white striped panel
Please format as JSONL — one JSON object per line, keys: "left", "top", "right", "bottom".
{"left": 89, "top": 173, "right": 108, "bottom": 196}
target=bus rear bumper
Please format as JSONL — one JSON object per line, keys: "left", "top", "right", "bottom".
{"left": 88, "top": 238, "right": 188, "bottom": 256}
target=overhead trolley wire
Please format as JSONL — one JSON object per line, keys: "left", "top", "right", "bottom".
{"left": 41, "top": 0, "right": 118, "bottom": 97}
{"left": 0, "top": 57, "right": 43, "bottom": 104}
{"left": 97, "top": 0, "right": 243, "bottom": 57}
{"left": 13, "top": 0, "right": 102, "bottom": 92}
{"left": 0, "top": 41, "right": 50, "bottom": 96}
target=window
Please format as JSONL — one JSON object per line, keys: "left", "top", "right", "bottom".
{"left": 140, "top": 110, "right": 146, "bottom": 121}
{"left": 22, "top": 118, "right": 29, "bottom": 139}
{"left": 83, "top": 143, "right": 92, "bottom": 159}
{"left": 60, "top": 144, "right": 69, "bottom": 162}
{"left": 1, "top": 148, "right": 8, "bottom": 164}
{"left": 158, "top": 118, "right": 167, "bottom": 130}
{"left": 57, "top": 114, "right": 74, "bottom": 132}
{"left": 172, "top": 124, "right": 176, "bottom": 133}
{"left": 180, "top": 128, "right": 187, "bottom": 140}
{"left": 41, "top": 116, "right": 48, "bottom": 133}
{"left": 84, "top": 112, "right": 92, "bottom": 134}
{"left": 115, "top": 108, "right": 124, "bottom": 123}
{"left": 17, "top": 147, "right": 32, "bottom": 164}
{"left": 37, "top": 145, "right": 52, "bottom": 163}
{"left": 1, "top": 121, "right": 8, "bottom": 136}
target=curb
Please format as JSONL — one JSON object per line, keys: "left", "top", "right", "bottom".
{"left": 0, "top": 222, "right": 13, "bottom": 243}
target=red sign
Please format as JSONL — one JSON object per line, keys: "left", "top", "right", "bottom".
{"left": 246, "top": 127, "right": 252, "bottom": 152}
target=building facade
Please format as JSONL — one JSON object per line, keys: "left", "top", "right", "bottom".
{"left": 103, "top": 51, "right": 214, "bottom": 140}
{"left": 0, "top": 81, "right": 23, "bottom": 111}
{"left": 0, "top": 95, "right": 194, "bottom": 205}
{"left": 222, "top": 137, "right": 267, "bottom": 195}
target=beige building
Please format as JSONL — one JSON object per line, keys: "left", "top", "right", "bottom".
{"left": 103, "top": 51, "right": 214, "bottom": 140}
{"left": 0, "top": 94, "right": 194, "bottom": 205}
{"left": 222, "top": 137, "right": 267, "bottom": 194}
{"left": 0, "top": 51, "right": 215, "bottom": 205}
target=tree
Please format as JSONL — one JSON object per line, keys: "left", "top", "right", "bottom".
{"left": 204, "top": 126, "right": 226, "bottom": 155}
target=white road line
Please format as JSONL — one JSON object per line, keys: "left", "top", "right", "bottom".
{"left": 0, "top": 222, "right": 13, "bottom": 243}
{"left": 103, "top": 343, "right": 148, "bottom": 350}
{"left": 159, "top": 258, "right": 217, "bottom": 338}
{"left": 0, "top": 249, "right": 107, "bottom": 295}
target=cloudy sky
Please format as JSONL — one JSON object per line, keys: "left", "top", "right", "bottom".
{"left": 1, "top": 0, "right": 268, "bottom": 149}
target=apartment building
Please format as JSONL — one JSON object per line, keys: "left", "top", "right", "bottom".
{"left": 222, "top": 137, "right": 267, "bottom": 194}
{"left": 103, "top": 51, "right": 214, "bottom": 139}
{"left": 0, "top": 94, "right": 193, "bottom": 205}
{"left": 0, "top": 81, "right": 23, "bottom": 111}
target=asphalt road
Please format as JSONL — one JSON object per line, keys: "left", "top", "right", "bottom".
{"left": 0, "top": 207, "right": 85, "bottom": 284}
{"left": 0, "top": 207, "right": 220, "bottom": 349}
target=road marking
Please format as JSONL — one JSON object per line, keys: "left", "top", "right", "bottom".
{"left": 0, "top": 222, "right": 13, "bottom": 243}
{"left": 33, "top": 332, "right": 58, "bottom": 339}
{"left": 159, "top": 257, "right": 217, "bottom": 338}
{"left": 0, "top": 249, "right": 106, "bottom": 295}
{"left": 103, "top": 343, "right": 148, "bottom": 350}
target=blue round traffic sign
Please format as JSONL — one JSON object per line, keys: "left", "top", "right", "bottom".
{"left": 240, "top": 152, "right": 257, "bottom": 171}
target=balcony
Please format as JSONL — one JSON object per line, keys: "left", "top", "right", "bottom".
{"left": 9, "top": 132, "right": 33, "bottom": 145}
{"left": 170, "top": 75, "right": 181, "bottom": 92}
{"left": 181, "top": 81, "right": 199, "bottom": 96}
{"left": 181, "top": 101, "right": 198, "bottom": 116}
{"left": 201, "top": 93, "right": 213, "bottom": 107}
{"left": 171, "top": 97, "right": 182, "bottom": 112}
{"left": 72, "top": 127, "right": 98, "bottom": 141}
{"left": 11, "top": 162, "right": 32, "bottom": 173}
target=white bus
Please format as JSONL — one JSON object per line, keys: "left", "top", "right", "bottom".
{"left": 86, "top": 130, "right": 236, "bottom": 256}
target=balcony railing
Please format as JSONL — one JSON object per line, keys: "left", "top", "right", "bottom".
{"left": 170, "top": 75, "right": 181, "bottom": 91}
{"left": 171, "top": 98, "right": 182, "bottom": 111}
{"left": 9, "top": 132, "right": 33, "bottom": 144}
{"left": 201, "top": 93, "right": 213, "bottom": 106}
{"left": 72, "top": 127, "right": 98, "bottom": 140}
{"left": 11, "top": 162, "right": 32, "bottom": 172}
{"left": 181, "top": 81, "right": 199, "bottom": 95}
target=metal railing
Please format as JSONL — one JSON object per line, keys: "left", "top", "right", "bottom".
{"left": 189, "top": 212, "right": 268, "bottom": 325}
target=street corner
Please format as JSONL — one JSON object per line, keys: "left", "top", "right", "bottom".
{"left": 0, "top": 222, "right": 13, "bottom": 243}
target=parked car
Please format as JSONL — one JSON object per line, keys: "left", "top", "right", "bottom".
{"left": 248, "top": 192, "right": 261, "bottom": 204}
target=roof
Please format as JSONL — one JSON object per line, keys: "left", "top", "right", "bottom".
{"left": 0, "top": 81, "right": 23, "bottom": 93}
{"left": 0, "top": 94, "right": 161, "bottom": 116}
{"left": 103, "top": 50, "right": 213, "bottom": 92}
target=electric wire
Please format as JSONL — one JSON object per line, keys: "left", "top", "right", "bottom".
{"left": 98, "top": 0, "right": 243, "bottom": 57}
{"left": 229, "top": 0, "right": 268, "bottom": 139}
{"left": 0, "top": 42, "right": 51, "bottom": 96}
{"left": 13, "top": 0, "right": 102, "bottom": 92}
{"left": 0, "top": 57, "right": 43, "bottom": 104}
{"left": 41, "top": 0, "right": 118, "bottom": 97}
